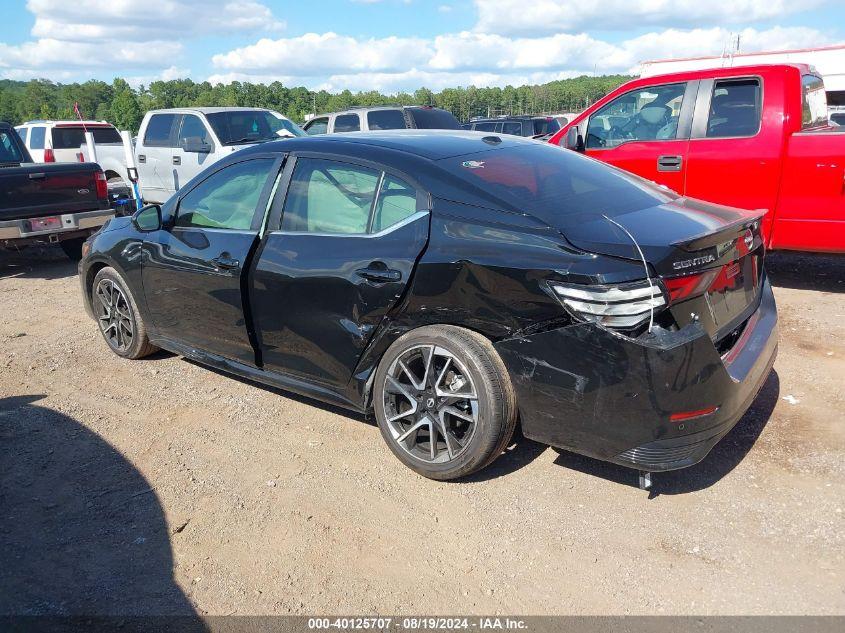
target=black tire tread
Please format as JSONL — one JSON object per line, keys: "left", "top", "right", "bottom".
{"left": 92, "top": 267, "right": 158, "bottom": 360}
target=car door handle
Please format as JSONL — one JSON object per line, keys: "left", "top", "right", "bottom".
{"left": 137, "top": 154, "right": 146, "bottom": 163}
{"left": 172, "top": 156, "right": 181, "bottom": 165}
{"left": 212, "top": 254, "right": 240, "bottom": 270}
{"left": 657, "top": 155, "right": 683, "bottom": 172}
{"left": 28, "top": 172, "right": 46, "bottom": 180}
{"left": 356, "top": 264, "right": 402, "bottom": 283}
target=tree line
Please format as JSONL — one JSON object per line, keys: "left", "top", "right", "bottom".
{"left": 0, "top": 74, "right": 633, "bottom": 133}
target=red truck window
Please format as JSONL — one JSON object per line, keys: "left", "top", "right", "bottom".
{"left": 706, "top": 78, "right": 761, "bottom": 138}
{"left": 584, "top": 83, "right": 686, "bottom": 149}
{"left": 801, "top": 75, "right": 827, "bottom": 129}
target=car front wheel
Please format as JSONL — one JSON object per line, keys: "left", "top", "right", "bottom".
{"left": 91, "top": 267, "right": 158, "bottom": 360}
{"left": 373, "top": 325, "right": 517, "bottom": 480}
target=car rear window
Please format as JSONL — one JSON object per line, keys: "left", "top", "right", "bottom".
{"left": 51, "top": 126, "right": 122, "bottom": 149}
{"left": 367, "top": 109, "right": 408, "bottom": 130}
{"left": 30, "top": 126, "right": 46, "bottom": 149}
{"left": 441, "top": 142, "right": 675, "bottom": 227}
{"left": 407, "top": 107, "right": 462, "bottom": 130}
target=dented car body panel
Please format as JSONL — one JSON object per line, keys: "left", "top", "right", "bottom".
{"left": 79, "top": 131, "right": 778, "bottom": 475}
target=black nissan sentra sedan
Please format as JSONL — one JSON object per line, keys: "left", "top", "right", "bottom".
{"left": 79, "top": 131, "right": 777, "bottom": 482}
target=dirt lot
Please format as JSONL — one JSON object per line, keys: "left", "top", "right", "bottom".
{"left": 1, "top": 245, "right": 843, "bottom": 616}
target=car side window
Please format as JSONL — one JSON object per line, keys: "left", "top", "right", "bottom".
{"left": 585, "top": 83, "right": 686, "bottom": 149}
{"left": 0, "top": 130, "right": 24, "bottom": 163}
{"left": 706, "top": 78, "right": 761, "bottom": 138}
{"left": 367, "top": 109, "right": 407, "bottom": 130}
{"left": 175, "top": 159, "right": 274, "bottom": 230}
{"left": 178, "top": 114, "right": 211, "bottom": 147}
{"left": 281, "top": 159, "right": 379, "bottom": 234}
{"left": 17, "top": 127, "right": 28, "bottom": 145}
{"left": 30, "top": 127, "right": 46, "bottom": 150}
{"left": 801, "top": 75, "right": 827, "bottom": 130}
{"left": 501, "top": 121, "right": 522, "bottom": 136}
{"left": 144, "top": 114, "right": 178, "bottom": 147}
{"left": 305, "top": 118, "right": 329, "bottom": 135}
{"left": 473, "top": 122, "right": 496, "bottom": 132}
{"left": 371, "top": 175, "right": 417, "bottom": 232}
{"left": 334, "top": 114, "right": 361, "bottom": 133}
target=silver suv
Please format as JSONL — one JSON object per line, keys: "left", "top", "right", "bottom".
{"left": 303, "top": 106, "right": 461, "bottom": 135}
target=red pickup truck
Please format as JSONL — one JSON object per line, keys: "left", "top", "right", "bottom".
{"left": 549, "top": 64, "right": 845, "bottom": 253}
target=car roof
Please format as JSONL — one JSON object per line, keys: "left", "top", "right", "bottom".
{"left": 239, "top": 129, "right": 532, "bottom": 161}
{"left": 311, "top": 105, "right": 447, "bottom": 118}
{"left": 146, "top": 107, "right": 278, "bottom": 115}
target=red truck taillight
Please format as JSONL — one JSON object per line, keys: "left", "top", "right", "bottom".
{"left": 44, "top": 148, "right": 55, "bottom": 162}
{"left": 95, "top": 171, "right": 108, "bottom": 199}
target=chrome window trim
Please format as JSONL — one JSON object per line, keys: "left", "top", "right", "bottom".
{"left": 269, "top": 210, "right": 428, "bottom": 239}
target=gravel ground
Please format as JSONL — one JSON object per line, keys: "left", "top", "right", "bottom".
{"left": 0, "top": 245, "right": 843, "bottom": 616}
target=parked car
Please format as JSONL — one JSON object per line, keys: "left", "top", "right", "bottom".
{"left": 15, "top": 120, "right": 123, "bottom": 165}
{"left": 79, "top": 131, "right": 777, "bottom": 482}
{"left": 830, "top": 112, "right": 845, "bottom": 126}
{"left": 467, "top": 115, "right": 563, "bottom": 137}
{"left": 302, "top": 106, "right": 461, "bottom": 135}
{"left": 135, "top": 107, "right": 305, "bottom": 204}
{"left": 550, "top": 63, "right": 845, "bottom": 253}
{"left": 1, "top": 122, "right": 113, "bottom": 259}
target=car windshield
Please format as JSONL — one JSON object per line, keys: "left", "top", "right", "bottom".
{"left": 441, "top": 142, "right": 676, "bottom": 227}
{"left": 52, "top": 126, "right": 122, "bottom": 149}
{"left": 205, "top": 110, "right": 306, "bottom": 145}
{"left": 0, "top": 129, "right": 24, "bottom": 163}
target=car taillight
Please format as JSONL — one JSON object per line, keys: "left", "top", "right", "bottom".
{"left": 549, "top": 280, "right": 666, "bottom": 329}
{"left": 95, "top": 171, "right": 108, "bottom": 199}
{"left": 76, "top": 152, "right": 85, "bottom": 162}
{"left": 44, "top": 148, "right": 55, "bottom": 162}
{"left": 662, "top": 269, "right": 720, "bottom": 304}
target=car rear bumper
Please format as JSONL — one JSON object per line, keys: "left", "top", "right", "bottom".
{"left": 494, "top": 278, "right": 778, "bottom": 471}
{"left": 0, "top": 209, "right": 114, "bottom": 243}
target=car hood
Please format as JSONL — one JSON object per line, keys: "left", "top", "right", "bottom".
{"left": 560, "top": 197, "right": 767, "bottom": 277}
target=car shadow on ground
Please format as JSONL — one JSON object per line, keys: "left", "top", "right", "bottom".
{"left": 0, "top": 395, "right": 205, "bottom": 628}
{"left": 550, "top": 370, "right": 781, "bottom": 497}
{"left": 0, "top": 245, "right": 78, "bottom": 281}
{"left": 766, "top": 251, "right": 845, "bottom": 293}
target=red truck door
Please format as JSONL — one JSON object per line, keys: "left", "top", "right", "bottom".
{"left": 580, "top": 81, "right": 697, "bottom": 194}
{"left": 684, "top": 76, "right": 782, "bottom": 238}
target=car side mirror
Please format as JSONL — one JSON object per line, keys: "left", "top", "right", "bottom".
{"left": 182, "top": 138, "right": 212, "bottom": 154}
{"left": 563, "top": 127, "right": 585, "bottom": 152}
{"left": 132, "top": 204, "right": 162, "bottom": 232}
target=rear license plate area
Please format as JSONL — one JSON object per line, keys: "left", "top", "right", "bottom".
{"left": 26, "top": 216, "right": 62, "bottom": 233}
{"left": 706, "top": 253, "right": 761, "bottom": 331}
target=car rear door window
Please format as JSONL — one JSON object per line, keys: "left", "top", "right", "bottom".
{"left": 29, "top": 127, "right": 46, "bottom": 149}
{"left": 801, "top": 75, "right": 827, "bottom": 130}
{"left": 281, "top": 158, "right": 379, "bottom": 234}
{"left": 176, "top": 158, "right": 274, "bottom": 230}
{"left": 501, "top": 121, "right": 523, "bottom": 136}
{"left": 178, "top": 114, "right": 211, "bottom": 147}
{"left": 144, "top": 114, "right": 178, "bottom": 147}
{"left": 586, "top": 82, "right": 686, "bottom": 148}
{"left": 17, "top": 127, "right": 28, "bottom": 145}
{"left": 706, "top": 78, "right": 762, "bottom": 138}
{"left": 473, "top": 122, "right": 496, "bottom": 132}
{"left": 333, "top": 114, "right": 361, "bottom": 133}
{"left": 371, "top": 175, "right": 417, "bottom": 232}
{"left": 305, "top": 118, "right": 329, "bottom": 135}
{"left": 367, "top": 109, "right": 408, "bottom": 130}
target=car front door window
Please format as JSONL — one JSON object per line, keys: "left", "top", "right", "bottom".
{"left": 586, "top": 83, "right": 686, "bottom": 149}
{"left": 176, "top": 159, "right": 274, "bottom": 230}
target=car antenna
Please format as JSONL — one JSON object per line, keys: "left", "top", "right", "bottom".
{"left": 601, "top": 214, "right": 656, "bottom": 334}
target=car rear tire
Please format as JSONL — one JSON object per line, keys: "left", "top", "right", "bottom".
{"left": 59, "top": 237, "right": 86, "bottom": 261}
{"left": 91, "top": 267, "right": 158, "bottom": 360}
{"left": 373, "top": 325, "right": 517, "bottom": 480}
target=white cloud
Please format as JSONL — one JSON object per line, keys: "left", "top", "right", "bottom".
{"left": 208, "top": 25, "right": 831, "bottom": 93}
{"left": 472, "top": 0, "right": 830, "bottom": 35}
{"left": 212, "top": 32, "right": 433, "bottom": 75}
{"left": 27, "top": 0, "right": 285, "bottom": 42}
{"left": 0, "top": 39, "right": 182, "bottom": 72}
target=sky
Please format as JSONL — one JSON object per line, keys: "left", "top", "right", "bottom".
{"left": 1, "top": 0, "right": 843, "bottom": 92}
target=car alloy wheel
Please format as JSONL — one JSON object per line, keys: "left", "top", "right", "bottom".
{"left": 382, "top": 344, "right": 479, "bottom": 464}
{"left": 94, "top": 278, "right": 134, "bottom": 353}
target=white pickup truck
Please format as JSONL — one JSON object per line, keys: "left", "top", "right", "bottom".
{"left": 134, "top": 107, "right": 305, "bottom": 203}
